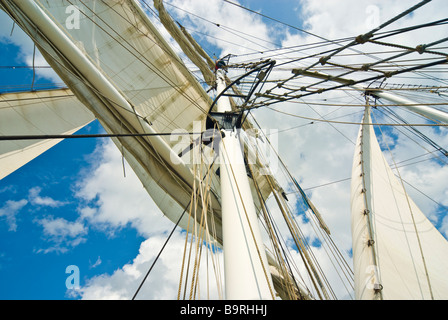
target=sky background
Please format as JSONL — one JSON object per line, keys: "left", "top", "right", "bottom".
{"left": 1, "top": 0, "right": 448, "bottom": 300}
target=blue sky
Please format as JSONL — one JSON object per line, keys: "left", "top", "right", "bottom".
{"left": 0, "top": 56, "right": 144, "bottom": 298}
{"left": 1, "top": 0, "right": 448, "bottom": 300}
{"left": 0, "top": 36, "right": 144, "bottom": 299}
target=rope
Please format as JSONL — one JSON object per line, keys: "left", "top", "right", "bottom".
{"left": 31, "top": 44, "right": 36, "bottom": 91}
{"left": 249, "top": 113, "right": 356, "bottom": 296}
{"left": 265, "top": 106, "right": 447, "bottom": 127}
{"left": 177, "top": 138, "right": 221, "bottom": 300}
{"left": 177, "top": 158, "right": 198, "bottom": 300}
{"left": 0, "top": 132, "right": 202, "bottom": 141}
{"left": 246, "top": 160, "right": 300, "bottom": 299}
{"left": 132, "top": 201, "right": 189, "bottom": 300}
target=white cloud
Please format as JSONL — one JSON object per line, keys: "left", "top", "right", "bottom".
{"left": 166, "top": 0, "right": 274, "bottom": 55}
{"left": 35, "top": 216, "right": 87, "bottom": 254}
{"left": 74, "top": 236, "right": 181, "bottom": 300}
{"left": 89, "top": 256, "right": 102, "bottom": 269}
{"left": 39, "top": 216, "right": 86, "bottom": 238}
{"left": 75, "top": 140, "right": 173, "bottom": 237}
{"left": 0, "top": 199, "right": 28, "bottom": 231}
{"left": 28, "top": 187, "right": 68, "bottom": 208}
{"left": 70, "top": 139, "right": 226, "bottom": 300}
{"left": 72, "top": 232, "right": 223, "bottom": 300}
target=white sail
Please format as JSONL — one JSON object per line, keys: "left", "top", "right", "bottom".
{"left": 0, "top": 88, "right": 94, "bottom": 179}
{"left": 0, "top": 0, "right": 283, "bottom": 239}
{"left": 0, "top": 0, "right": 287, "bottom": 284}
{"left": 351, "top": 106, "right": 448, "bottom": 300}
{"left": 0, "top": 0, "right": 216, "bottom": 228}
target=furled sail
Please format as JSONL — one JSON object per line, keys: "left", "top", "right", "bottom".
{"left": 350, "top": 106, "right": 448, "bottom": 300}
{"left": 0, "top": 88, "right": 94, "bottom": 179}
{"left": 153, "top": 0, "right": 215, "bottom": 86}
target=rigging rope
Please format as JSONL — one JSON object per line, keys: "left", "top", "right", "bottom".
{"left": 132, "top": 200, "right": 189, "bottom": 300}
{"left": 134, "top": 144, "right": 220, "bottom": 300}
{"left": 0, "top": 132, "right": 201, "bottom": 141}
{"left": 380, "top": 106, "right": 448, "bottom": 158}
{"left": 248, "top": 113, "right": 355, "bottom": 299}
{"left": 264, "top": 106, "right": 448, "bottom": 127}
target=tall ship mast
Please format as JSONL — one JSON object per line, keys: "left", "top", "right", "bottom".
{"left": 0, "top": 0, "right": 447, "bottom": 300}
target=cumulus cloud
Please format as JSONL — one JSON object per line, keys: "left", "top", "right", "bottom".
{"left": 35, "top": 216, "right": 87, "bottom": 254}
{"left": 0, "top": 199, "right": 28, "bottom": 231}
{"left": 39, "top": 216, "right": 86, "bottom": 238}
{"left": 28, "top": 187, "right": 68, "bottom": 208}
{"left": 71, "top": 228, "right": 223, "bottom": 300}
{"left": 69, "top": 138, "right": 226, "bottom": 299}
{"left": 73, "top": 236, "right": 184, "bottom": 300}
{"left": 75, "top": 140, "right": 174, "bottom": 237}
{"left": 168, "top": 0, "right": 275, "bottom": 56}
{"left": 89, "top": 256, "right": 102, "bottom": 269}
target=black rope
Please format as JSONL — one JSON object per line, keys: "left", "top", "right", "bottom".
{"left": 379, "top": 106, "right": 448, "bottom": 157}
{"left": 0, "top": 132, "right": 201, "bottom": 141}
{"left": 131, "top": 203, "right": 189, "bottom": 300}
{"left": 131, "top": 152, "right": 219, "bottom": 300}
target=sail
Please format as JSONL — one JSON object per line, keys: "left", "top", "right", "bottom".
{"left": 350, "top": 106, "right": 448, "bottom": 300}
{"left": 153, "top": 0, "right": 215, "bottom": 87}
{"left": 0, "top": 0, "right": 280, "bottom": 255}
{"left": 0, "top": 88, "right": 94, "bottom": 179}
{"left": 0, "top": 0, "right": 316, "bottom": 299}
{"left": 2, "top": 0, "right": 229, "bottom": 249}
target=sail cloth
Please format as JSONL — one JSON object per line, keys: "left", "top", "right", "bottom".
{"left": 0, "top": 0, "right": 292, "bottom": 298}
{"left": 0, "top": 0, "right": 279, "bottom": 236}
{"left": 350, "top": 106, "right": 448, "bottom": 300}
{"left": 0, "top": 88, "right": 95, "bottom": 179}
{"left": 153, "top": 0, "right": 216, "bottom": 87}
{"left": 0, "top": 0, "right": 221, "bottom": 238}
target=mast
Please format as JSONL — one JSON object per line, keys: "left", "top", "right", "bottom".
{"left": 215, "top": 65, "right": 275, "bottom": 300}
{"left": 366, "top": 89, "right": 448, "bottom": 124}
{"left": 291, "top": 69, "right": 448, "bottom": 124}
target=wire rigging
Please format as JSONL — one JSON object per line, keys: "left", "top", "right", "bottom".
{"left": 2, "top": 0, "right": 448, "bottom": 301}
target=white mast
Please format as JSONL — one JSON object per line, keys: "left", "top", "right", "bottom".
{"left": 215, "top": 66, "right": 274, "bottom": 300}
{"left": 366, "top": 89, "right": 448, "bottom": 124}
{"left": 291, "top": 69, "right": 448, "bottom": 124}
